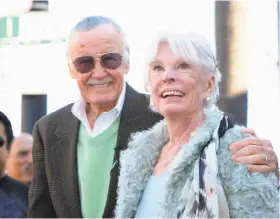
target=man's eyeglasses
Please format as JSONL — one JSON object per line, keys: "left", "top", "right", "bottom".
{"left": 72, "top": 52, "right": 123, "bottom": 74}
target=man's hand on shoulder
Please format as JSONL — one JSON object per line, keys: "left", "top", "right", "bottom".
{"left": 229, "top": 128, "right": 278, "bottom": 173}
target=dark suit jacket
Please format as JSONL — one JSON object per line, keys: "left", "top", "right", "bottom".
{"left": 28, "top": 84, "right": 163, "bottom": 218}
{"left": 0, "top": 175, "right": 29, "bottom": 218}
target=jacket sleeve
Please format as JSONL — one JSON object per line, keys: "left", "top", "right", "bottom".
{"left": 218, "top": 125, "right": 279, "bottom": 218}
{"left": 28, "top": 121, "right": 56, "bottom": 218}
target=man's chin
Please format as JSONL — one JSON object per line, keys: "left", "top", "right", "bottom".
{"left": 87, "top": 97, "right": 118, "bottom": 108}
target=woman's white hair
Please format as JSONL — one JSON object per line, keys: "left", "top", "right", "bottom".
{"left": 144, "top": 31, "right": 222, "bottom": 111}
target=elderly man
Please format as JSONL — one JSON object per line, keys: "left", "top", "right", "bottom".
{"left": 6, "top": 133, "right": 33, "bottom": 185}
{"left": 0, "top": 111, "right": 29, "bottom": 218}
{"left": 28, "top": 16, "right": 278, "bottom": 218}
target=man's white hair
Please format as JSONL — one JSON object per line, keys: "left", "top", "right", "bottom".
{"left": 66, "top": 16, "right": 130, "bottom": 64}
{"left": 144, "top": 31, "right": 222, "bottom": 110}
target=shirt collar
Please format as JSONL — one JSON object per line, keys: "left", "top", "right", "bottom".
{"left": 115, "top": 81, "right": 126, "bottom": 114}
{"left": 72, "top": 81, "right": 126, "bottom": 121}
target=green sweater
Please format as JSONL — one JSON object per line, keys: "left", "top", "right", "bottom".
{"left": 77, "top": 117, "right": 120, "bottom": 218}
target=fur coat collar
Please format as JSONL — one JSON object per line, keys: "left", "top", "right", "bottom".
{"left": 115, "top": 108, "right": 224, "bottom": 218}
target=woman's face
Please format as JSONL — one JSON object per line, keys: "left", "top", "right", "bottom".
{"left": 148, "top": 42, "right": 214, "bottom": 117}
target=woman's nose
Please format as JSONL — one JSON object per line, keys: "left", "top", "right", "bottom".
{"left": 163, "top": 69, "right": 176, "bottom": 82}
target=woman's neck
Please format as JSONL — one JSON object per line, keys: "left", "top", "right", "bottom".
{"left": 166, "top": 110, "right": 205, "bottom": 145}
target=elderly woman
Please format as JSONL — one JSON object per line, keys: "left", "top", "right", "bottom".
{"left": 115, "top": 32, "right": 279, "bottom": 218}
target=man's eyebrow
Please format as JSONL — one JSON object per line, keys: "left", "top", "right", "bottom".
{"left": 102, "top": 46, "right": 117, "bottom": 53}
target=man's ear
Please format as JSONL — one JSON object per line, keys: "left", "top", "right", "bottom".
{"left": 68, "top": 63, "right": 76, "bottom": 79}
{"left": 123, "top": 60, "right": 129, "bottom": 75}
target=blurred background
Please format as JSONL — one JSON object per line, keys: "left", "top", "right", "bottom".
{"left": 0, "top": 0, "right": 279, "bottom": 156}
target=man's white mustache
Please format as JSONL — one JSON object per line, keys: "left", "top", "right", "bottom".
{"left": 86, "top": 77, "right": 112, "bottom": 85}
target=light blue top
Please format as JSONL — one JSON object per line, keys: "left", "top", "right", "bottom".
{"left": 135, "top": 173, "right": 168, "bottom": 218}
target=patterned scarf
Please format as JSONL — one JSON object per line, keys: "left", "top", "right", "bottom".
{"left": 180, "top": 116, "right": 233, "bottom": 218}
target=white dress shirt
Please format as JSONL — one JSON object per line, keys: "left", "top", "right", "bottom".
{"left": 71, "top": 82, "right": 126, "bottom": 137}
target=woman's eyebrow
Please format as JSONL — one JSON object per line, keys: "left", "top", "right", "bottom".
{"left": 150, "top": 59, "right": 163, "bottom": 65}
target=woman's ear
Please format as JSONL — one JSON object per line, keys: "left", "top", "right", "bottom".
{"left": 207, "top": 75, "right": 215, "bottom": 95}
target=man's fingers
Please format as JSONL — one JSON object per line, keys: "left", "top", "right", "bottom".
{"left": 233, "top": 145, "right": 275, "bottom": 159}
{"left": 232, "top": 153, "right": 277, "bottom": 172}
{"left": 231, "top": 154, "right": 267, "bottom": 165}
{"left": 260, "top": 139, "right": 273, "bottom": 148}
{"left": 247, "top": 164, "right": 274, "bottom": 173}
{"left": 240, "top": 128, "right": 257, "bottom": 137}
{"left": 232, "top": 145, "right": 264, "bottom": 157}
{"left": 229, "top": 134, "right": 278, "bottom": 171}
{"left": 230, "top": 137, "right": 261, "bottom": 152}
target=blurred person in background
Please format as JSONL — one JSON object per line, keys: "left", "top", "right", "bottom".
{"left": 7, "top": 133, "right": 33, "bottom": 185}
{"left": 0, "top": 111, "right": 29, "bottom": 218}
{"left": 115, "top": 31, "right": 279, "bottom": 218}
{"left": 28, "top": 16, "right": 279, "bottom": 218}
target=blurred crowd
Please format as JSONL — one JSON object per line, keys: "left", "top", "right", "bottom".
{"left": 0, "top": 111, "right": 32, "bottom": 217}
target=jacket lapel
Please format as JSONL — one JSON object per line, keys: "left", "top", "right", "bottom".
{"left": 49, "top": 84, "right": 162, "bottom": 218}
{"left": 103, "top": 84, "right": 162, "bottom": 218}
{"left": 102, "top": 84, "right": 141, "bottom": 217}
{"left": 50, "top": 107, "right": 82, "bottom": 218}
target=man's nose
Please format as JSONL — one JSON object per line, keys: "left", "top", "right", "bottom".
{"left": 90, "top": 59, "right": 107, "bottom": 79}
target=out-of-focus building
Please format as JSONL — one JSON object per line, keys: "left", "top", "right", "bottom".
{"left": 215, "top": 1, "right": 280, "bottom": 157}
{"left": 0, "top": 0, "right": 76, "bottom": 134}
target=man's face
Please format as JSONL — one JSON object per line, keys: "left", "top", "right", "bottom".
{"left": 68, "top": 24, "right": 129, "bottom": 111}
{"left": 0, "top": 122, "right": 8, "bottom": 177}
{"left": 7, "top": 135, "right": 33, "bottom": 184}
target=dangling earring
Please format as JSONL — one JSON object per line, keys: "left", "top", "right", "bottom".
{"left": 205, "top": 96, "right": 210, "bottom": 102}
